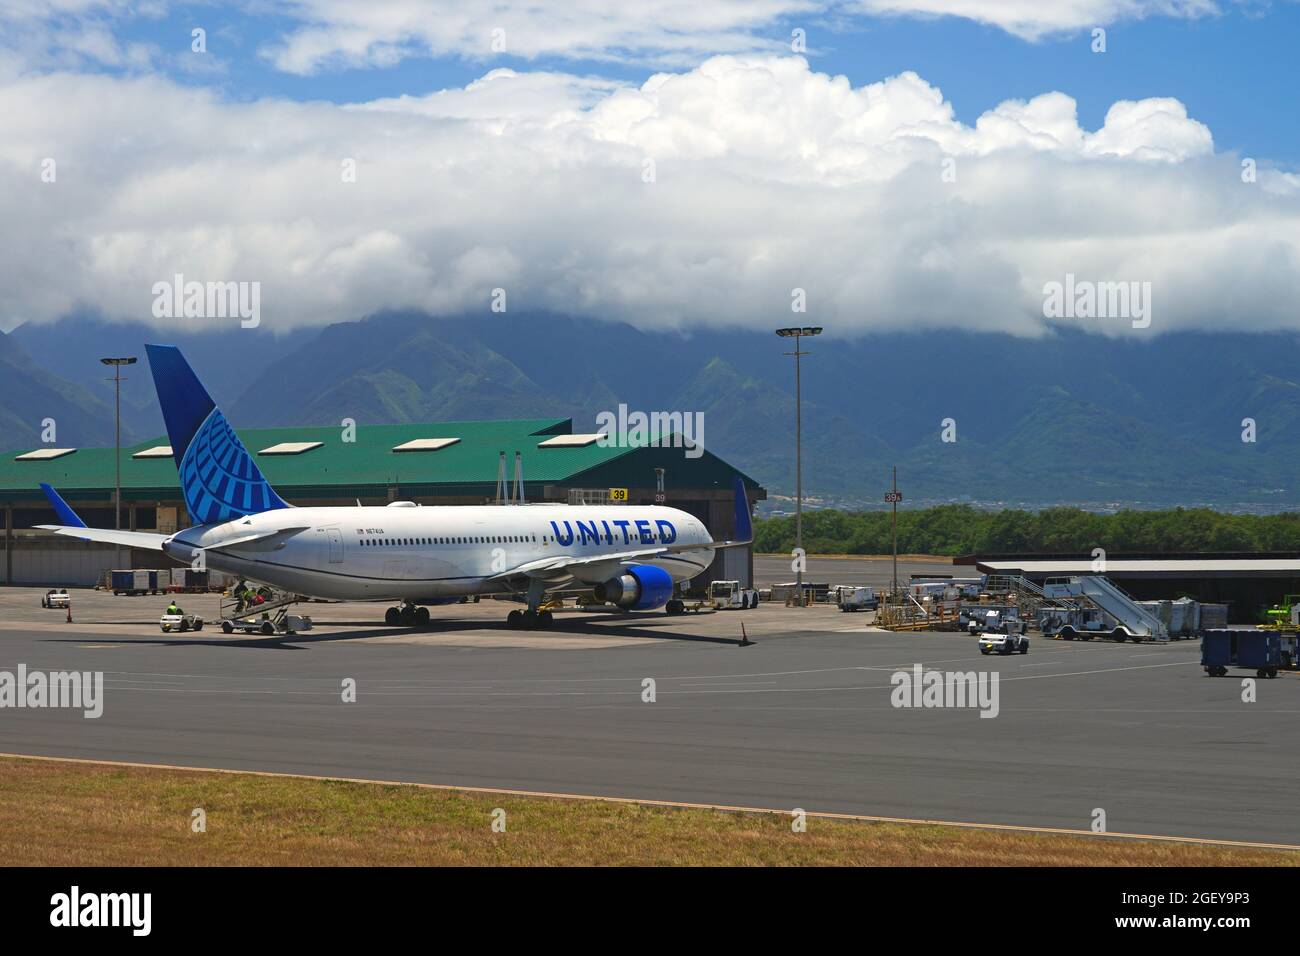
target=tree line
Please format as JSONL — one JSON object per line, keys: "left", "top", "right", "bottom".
{"left": 753, "top": 505, "right": 1300, "bottom": 556}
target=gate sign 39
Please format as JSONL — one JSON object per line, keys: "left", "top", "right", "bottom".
{"left": 884, "top": 491, "right": 903, "bottom": 503}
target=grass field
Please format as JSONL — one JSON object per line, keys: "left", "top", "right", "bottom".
{"left": 0, "top": 756, "right": 1292, "bottom": 866}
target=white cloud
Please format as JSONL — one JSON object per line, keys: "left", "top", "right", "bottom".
{"left": 853, "top": 0, "right": 1221, "bottom": 41}
{"left": 261, "top": 1, "right": 1231, "bottom": 72}
{"left": 0, "top": 55, "right": 1294, "bottom": 339}
{"left": 263, "top": 0, "right": 811, "bottom": 73}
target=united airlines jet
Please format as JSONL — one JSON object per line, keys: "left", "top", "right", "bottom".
{"left": 37, "top": 345, "right": 752, "bottom": 629}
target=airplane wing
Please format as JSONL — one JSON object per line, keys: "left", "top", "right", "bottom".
{"left": 35, "top": 525, "right": 169, "bottom": 551}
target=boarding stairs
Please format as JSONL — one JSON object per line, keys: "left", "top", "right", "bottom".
{"left": 1042, "top": 575, "right": 1169, "bottom": 642}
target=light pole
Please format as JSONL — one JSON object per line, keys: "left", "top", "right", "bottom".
{"left": 775, "top": 326, "right": 822, "bottom": 603}
{"left": 101, "top": 357, "right": 137, "bottom": 569}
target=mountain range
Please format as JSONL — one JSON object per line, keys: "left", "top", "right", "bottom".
{"left": 5, "top": 313, "right": 1300, "bottom": 512}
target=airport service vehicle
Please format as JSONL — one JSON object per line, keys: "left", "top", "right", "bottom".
{"left": 159, "top": 611, "right": 204, "bottom": 633}
{"left": 1201, "top": 629, "right": 1280, "bottom": 678}
{"left": 710, "top": 580, "right": 758, "bottom": 610}
{"left": 37, "top": 346, "right": 752, "bottom": 631}
{"left": 40, "top": 588, "right": 70, "bottom": 609}
{"left": 978, "top": 630, "right": 1029, "bottom": 655}
{"left": 836, "top": 586, "right": 877, "bottom": 612}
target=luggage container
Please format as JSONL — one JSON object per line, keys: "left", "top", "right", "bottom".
{"left": 1200, "top": 603, "right": 1228, "bottom": 630}
{"left": 111, "top": 569, "right": 153, "bottom": 595}
{"left": 1201, "top": 629, "right": 1281, "bottom": 678}
{"left": 1172, "top": 597, "right": 1199, "bottom": 637}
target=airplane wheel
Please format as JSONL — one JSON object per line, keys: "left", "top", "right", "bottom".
{"left": 385, "top": 607, "right": 400, "bottom": 625}
{"left": 539, "top": 610, "right": 554, "bottom": 628}
{"left": 261, "top": 621, "right": 275, "bottom": 636}
{"left": 507, "top": 609, "right": 523, "bottom": 628}
{"left": 415, "top": 607, "right": 430, "bottom": 626}
{"left": 222, "top": 621, "right": 234, "bottom": 634}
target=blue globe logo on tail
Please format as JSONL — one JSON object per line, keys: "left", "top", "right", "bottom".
{"left": 146, "top": 344, "right": 289, "bottom": 525}
{"left": 180, "top": 408, "right": 288, "bottom": 524}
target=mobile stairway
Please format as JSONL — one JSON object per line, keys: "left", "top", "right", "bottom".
{"left": 1041, "top": 575, "right": 1169, "bottom": 642}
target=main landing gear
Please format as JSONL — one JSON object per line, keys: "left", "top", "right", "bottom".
{"left": 507, "top": 580, "right": 554, "bottom": 629}
{"left": 507, "top": 608, "right": 554, "bottom": 630}
{"left": 384, "top": 602, "right": 431, "bottom": 627}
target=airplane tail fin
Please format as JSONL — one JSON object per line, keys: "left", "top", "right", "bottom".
{"left": 144, "top": 344, "right": 289, "bottom": 525}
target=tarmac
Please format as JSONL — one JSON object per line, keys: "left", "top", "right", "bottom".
{"left": 1, "top": 578, "right": 1298, "bottom": 848}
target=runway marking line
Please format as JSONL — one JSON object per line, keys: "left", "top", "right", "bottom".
{"left": 2, "top": 751, "right": 1296, "bottom": 853}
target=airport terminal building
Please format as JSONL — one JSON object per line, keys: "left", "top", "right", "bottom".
{"left": 0, "top": 418, "right": 764, "bottom": 589}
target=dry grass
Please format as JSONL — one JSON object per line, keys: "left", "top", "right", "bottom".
{"left": 0, "top": 756, "right": 1290, "bottom": 866}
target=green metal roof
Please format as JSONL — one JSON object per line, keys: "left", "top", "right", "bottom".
{"left": 0, "top": 418, "right": 760, "bottom": 503}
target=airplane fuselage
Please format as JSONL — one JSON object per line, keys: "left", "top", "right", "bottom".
{"left": 163, "top": 503, "right": 715, "bottom": 602}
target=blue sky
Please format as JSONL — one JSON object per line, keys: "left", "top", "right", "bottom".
{"left": 72, "top": 2, "right": 1300, "bottom": 161}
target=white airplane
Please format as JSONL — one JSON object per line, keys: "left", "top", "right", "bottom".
{"left": 38, "top": 345, "right": 752, "bottom": 629}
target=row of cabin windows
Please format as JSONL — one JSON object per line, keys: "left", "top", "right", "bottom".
{"left": 360, "top": 534, "right": 538, "bottom": 547}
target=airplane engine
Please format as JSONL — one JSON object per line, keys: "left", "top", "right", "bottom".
{"left": 593, "top": 564, "right": 674, "bottom": 610}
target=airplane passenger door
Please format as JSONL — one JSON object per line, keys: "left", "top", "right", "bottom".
{"left": 327, "top": 528, "right": 343, "bottom": 564}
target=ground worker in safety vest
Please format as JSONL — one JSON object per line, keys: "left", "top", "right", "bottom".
{"left": 167, "top": 600, "right": 181, "bottom": 616}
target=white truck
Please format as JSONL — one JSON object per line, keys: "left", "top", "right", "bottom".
{"left": 711, "top": 580, "right": 758, "bottom": 610}
{"left": 837, "top": 586, "right": 878, "bottom": 612}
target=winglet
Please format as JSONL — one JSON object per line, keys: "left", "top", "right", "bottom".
{"left": 39, "top": 483, "right": 87, "bottom": 529}
{"left": 732, "top": 476, "right": 752, "bottom": 544}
